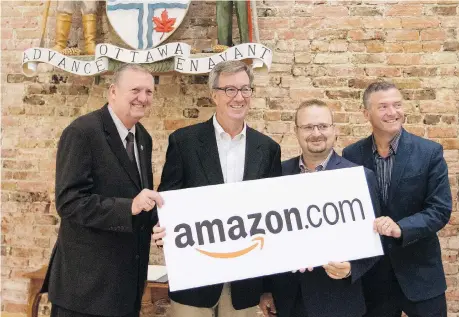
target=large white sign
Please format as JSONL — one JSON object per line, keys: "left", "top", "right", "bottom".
{"left": 158, "top": 166, "right": 383, "bottom": 292}
{"left": 21, "top": 42, "right": 272, "bottom": 77}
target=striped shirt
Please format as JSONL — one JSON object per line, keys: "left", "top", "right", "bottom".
{"left": 299, "top": 150, "right": 334, "bottom": 173}
{"left": 372, "top": 131, "right": 402, "bottom": 202}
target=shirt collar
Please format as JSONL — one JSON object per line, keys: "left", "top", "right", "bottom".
{"left": 299, "top": 149, "right": 334, "bottom": 173}
{"left": 372, "top": 129, "right": 402, "bottom": 155}
{"left": 213, "top": 114, "right": 246, "bottom": 140}
{"left": 108, "top": 105, "right": 136, "bottom": 142}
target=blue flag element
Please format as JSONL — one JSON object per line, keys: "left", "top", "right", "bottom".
{"left": 107, "top": 2, "right": 188, "bottom": 49}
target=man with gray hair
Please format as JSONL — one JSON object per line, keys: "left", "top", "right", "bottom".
{"left": 343, "top": 81, "right": 452, "bottom": 317}
{"left": 153, "top": 60, "right": 282, "bottom": 316}
{"left": 42, "top": 64, "right": 163, "bottom": 317}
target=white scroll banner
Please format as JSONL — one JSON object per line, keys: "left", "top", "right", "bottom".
{"left": 173, "top": 43, "right": 272, "bottom": 74}
{"left": 21, "top": 42, "right": 273, "bottom": 77}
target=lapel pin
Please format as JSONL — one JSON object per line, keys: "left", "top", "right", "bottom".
{"left": 140, "top": 145, "right": 144, "bottom": 151}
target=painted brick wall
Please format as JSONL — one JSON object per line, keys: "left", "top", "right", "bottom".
{"left": 2, "top": 1, "right": 458, "bottom": 316}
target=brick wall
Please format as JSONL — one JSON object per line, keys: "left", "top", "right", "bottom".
{"left": 1, "top": 1, "right": 458, "bottom": 316}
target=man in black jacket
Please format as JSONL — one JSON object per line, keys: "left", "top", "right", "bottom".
{"left": 42, "top": 64, "right": 163, "bottom": 317}
{"left": 153, "top": 60, "right": 282, "bottom": 317}
{"left": 259, "top": 99, "right": 381, "bottom": 317}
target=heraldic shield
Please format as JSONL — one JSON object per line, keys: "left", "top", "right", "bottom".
{"left": 106, "top": 0, "right": 191, "bottom": 50}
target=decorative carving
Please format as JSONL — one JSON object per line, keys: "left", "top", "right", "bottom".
{"left": 52, "top": 1, "right": 98, "bottom": 55}
{"left": 106, "top": 1, "right": 191, "bottom": 50}
{"left": 214, "top": 0, "right": 260, "bottom": 52}
{"left": 22, "top": 1, "right": 271, "bottom": 77}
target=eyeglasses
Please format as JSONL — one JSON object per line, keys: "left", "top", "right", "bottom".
{"left": 296, "top": 123, "right": 333, "bottom": 133}
{"left": 213, "top": 86, "right": 253, "bottom": 98}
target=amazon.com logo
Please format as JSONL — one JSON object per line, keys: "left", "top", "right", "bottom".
{"left": 173, "top": 198, "right": 366, "bottom": 258}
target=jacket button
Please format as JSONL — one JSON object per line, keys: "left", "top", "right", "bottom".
{"left": 135, "top": 255, "right": 140, "bottom": 260}
{"left": 140, "top": 225, "right": 145, "bottom": 231}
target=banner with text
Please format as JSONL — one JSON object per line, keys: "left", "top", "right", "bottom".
{"left": 158, "top": 166, "right": 383, "bottom": 292}
{"left": 21, "top": 42, "right": 272, "bottom": 77}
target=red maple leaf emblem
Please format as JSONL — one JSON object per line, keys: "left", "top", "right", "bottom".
{"left": 153, "top": 9, "right": 176, "bottom": 40}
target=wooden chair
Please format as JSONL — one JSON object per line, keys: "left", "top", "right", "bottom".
{"left": 24, "top": 266, "right": 169, "bottom": 317}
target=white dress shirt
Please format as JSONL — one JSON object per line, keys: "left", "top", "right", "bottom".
{"left": 213, "top": 114, "right": 246, "bottom": 184}
{"left": 108, "top": 105, "right": 141, "bottom": 173}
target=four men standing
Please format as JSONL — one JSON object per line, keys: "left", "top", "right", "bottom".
{"left": 47, "top": 59, "right": 452, "bottom": 317}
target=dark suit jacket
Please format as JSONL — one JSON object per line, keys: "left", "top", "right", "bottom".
{"left": 268, "top": 152, "right": 382, "bottom": 317}
{"left": 342, "top": 128, "right": 452, "bottom": 302}
{"left": 157, "top": 117, "right": 282, "bottom": 309}
{"left": 41, "top": 105, "right": 154, "bottom": 316}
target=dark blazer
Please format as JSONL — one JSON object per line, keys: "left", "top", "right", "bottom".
{"left": 269, "top": 152, "right": 382, "bottom": 317}
{"left": 157, "top": 117, "right": 282, "bottom": 309}
{"left": 41, "top": 105, "right": 154, "bottom": 316}
{"left": 342, "top": 129, "right": 452, "bottom": 302}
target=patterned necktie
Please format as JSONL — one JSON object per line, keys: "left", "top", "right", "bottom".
{"left": 125, "top": 132, "right": 135, "bottom": 163}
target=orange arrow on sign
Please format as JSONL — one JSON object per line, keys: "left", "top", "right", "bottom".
{"left": 195, "top": 236, "right": 264, "bottom": 259}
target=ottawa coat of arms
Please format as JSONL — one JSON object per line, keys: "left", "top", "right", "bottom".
{"left": 106, "top": 0, "right": 191, "bottom": 50}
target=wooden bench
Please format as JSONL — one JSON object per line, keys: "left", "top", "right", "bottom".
{"left": 24, "top": 266, "right": 169, "bottom": 317}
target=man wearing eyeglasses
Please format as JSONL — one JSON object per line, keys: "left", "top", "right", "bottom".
{"left": 152, "top": 60, "right": 282, "bottom": 317}
{"left": 259, "top": 99, "right": 382, "bottom": 317}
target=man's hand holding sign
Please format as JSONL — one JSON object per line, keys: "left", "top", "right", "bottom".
{"left": 154, "top": 93, "right": 384, "bottom": 317}
{"left": 154, "top": 166, "right": 383, "bottom": 292}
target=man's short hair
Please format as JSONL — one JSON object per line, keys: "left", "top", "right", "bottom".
{"left": 294, "top": 99, "right": 332, "bottom": 126}
{"left": 112, "top": 64, "right": 153, "bottom": 86}
{"left": 363, "top": 81, "right": 398, "bottom": 109}
{"left": 208, "top": 60, "right": 254, "bottom": 91}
